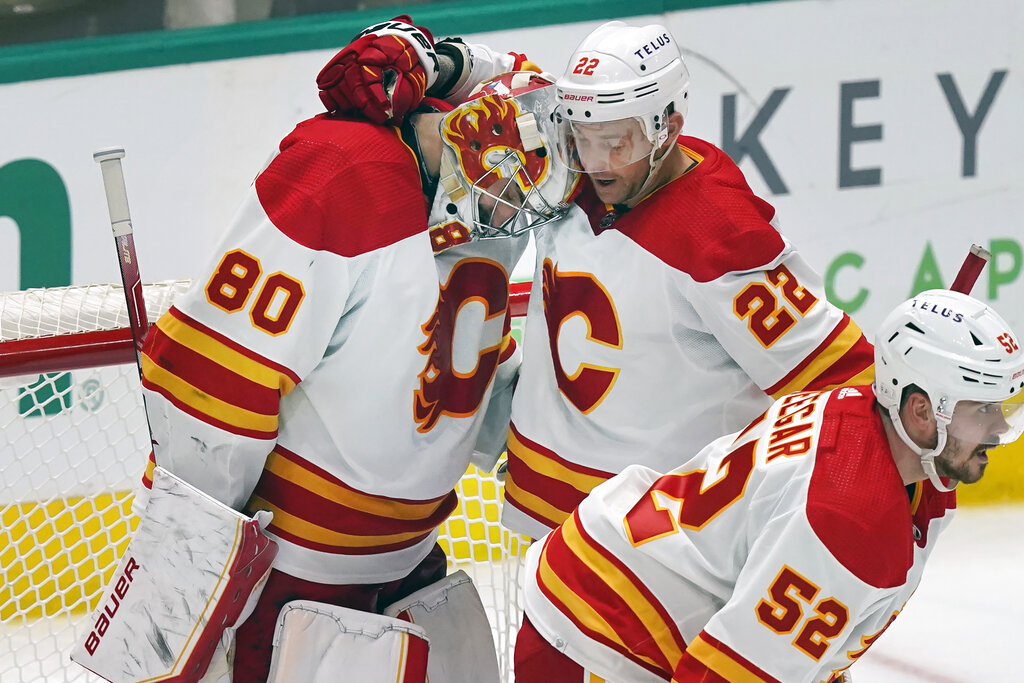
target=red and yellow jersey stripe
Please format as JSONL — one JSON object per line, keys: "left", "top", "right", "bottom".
{"left": 242, "top": 445, "right": 457, "bottom": 555}
{"left": 674, "top": 631, "right": 782, "bottom": 682}
{"left": 536, "top": 510, "right": 687, "bottom": 680}
{"left": 140, "top": 307, "right": 300, "bottom": 440}
{"left": 766, "top": 314, "right": 874, "bottom": 399}
{"left": 505, "top": 424, "right": 614, "bottom": 531}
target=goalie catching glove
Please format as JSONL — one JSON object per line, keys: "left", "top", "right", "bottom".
{"left": 317, "top": 15, "right": 440, "bottom": 125}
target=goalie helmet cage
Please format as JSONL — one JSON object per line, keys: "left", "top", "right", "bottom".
{"left": 0, "top": 280, "right": 529, "bottom": 683}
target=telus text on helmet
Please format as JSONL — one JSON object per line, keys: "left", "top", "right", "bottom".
{"left": 633, "top": 34, "right": 672, "bottom": 59}
{"left": 910, "top": 299, "right": 964, "bottom": 323}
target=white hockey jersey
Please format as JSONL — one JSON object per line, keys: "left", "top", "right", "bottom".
{"left": 139, "top": 113, "right": 526, "bottom": 584}
{"left": 503, "top": 136, "right": 875, "bottom": 538}
{"left": 522, "top": 385, "right": 957, "bottom": 683}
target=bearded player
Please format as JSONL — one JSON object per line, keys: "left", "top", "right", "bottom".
{"left": 515, "top": 289, "right": 1024, "bottom": 682}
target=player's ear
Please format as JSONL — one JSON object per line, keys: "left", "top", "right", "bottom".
{"left": 902, "top": 391, "right": 938, "bottom": 444}
{"left": 653, "top": 111, "right": 683, "bottom": 160}
{"left": 666, "top": 110, "right": 684, "bottom": 139}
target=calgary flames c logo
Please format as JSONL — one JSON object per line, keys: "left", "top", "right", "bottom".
{"left": 441, "top": 95, "right": 549, "bottom": 193}
{"left": 542, "top": 258, "right": 622, "bottom": 414}
{"left": 414, "top": 259, "right": 510, "bottom": 432}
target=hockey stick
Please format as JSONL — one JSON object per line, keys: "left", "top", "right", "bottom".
{"left": 93, "top": 147, "right": 160, "bottom": 460}
{"left": 949, "top": 244, "right": 991, "bottom": 295}
{"left": 93, "top": 148, "right": 150, "bottom": 375}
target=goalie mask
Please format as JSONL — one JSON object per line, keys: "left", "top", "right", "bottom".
{"left": 552, "top": 21, "right": 690, "bottom": 175}
{"left": 874, "top": 289, "right": 1024, "bottom": 491}
{"left": 428, "top": 71, "right": 576, "bottom": 247}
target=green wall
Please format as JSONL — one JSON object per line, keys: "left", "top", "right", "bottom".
{"left": 0, "top": 0, "right": 780, "bottom": 84}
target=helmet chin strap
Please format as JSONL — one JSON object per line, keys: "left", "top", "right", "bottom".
{"left": 623, "top": 127, "right": 673, "bottom": 208}
{"left": 887, "top": 405, "right": 958, "bottom": 492}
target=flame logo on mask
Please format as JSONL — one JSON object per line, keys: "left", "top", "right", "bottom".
{"left": 441, "top": 95, "right": 549, "bottom": 193}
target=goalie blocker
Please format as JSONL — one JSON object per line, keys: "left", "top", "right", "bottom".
{"left": 70, "top": 467, "right": 278, "bottom": 683}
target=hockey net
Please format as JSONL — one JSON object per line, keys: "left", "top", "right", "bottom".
{"left": 0, "top": 281, "right": 528, "bottom": 683}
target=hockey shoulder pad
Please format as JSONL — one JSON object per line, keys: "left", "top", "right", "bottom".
{"left": 70, "top": 466, "right": 278, "bottom": 683}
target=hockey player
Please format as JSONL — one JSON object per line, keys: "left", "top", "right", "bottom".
{"left": 323, "top": 18, "right": 876, "bottom": 539}
{"left": 514, "top": 289, "right": 1024, "bottom": 682}
{"left": 71, "top": 20, "right": 574, "bottom": 683}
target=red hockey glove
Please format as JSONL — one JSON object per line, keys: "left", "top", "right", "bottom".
{"left": 317, "top": 16, "right": 439, "bottom": 125}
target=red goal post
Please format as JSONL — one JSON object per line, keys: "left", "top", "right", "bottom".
{"left": 0, "top": 280, "right": 534, "bottom": 381}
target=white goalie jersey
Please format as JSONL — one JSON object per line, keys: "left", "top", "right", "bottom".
{"left": 138, "top": 113, "right": 526, "bottom": 584}
{"left": 522, "top": 385, "right": 957, "bottom": 683}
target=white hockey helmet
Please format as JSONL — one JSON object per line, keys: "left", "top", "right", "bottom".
{"left": 428, "top": 71, "right": 576, "bottom": 248}
{"left": 553, "top": 21, "right": 691, "bottom": 173}
{"left": 874, "top": 289, "right": 1024, "bottom": 490}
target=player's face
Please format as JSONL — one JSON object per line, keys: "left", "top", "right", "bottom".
{"left": 477, "top": 178, "right": 526, "bottom": 229}
{"left": 935, "top": 400, "right": 1011, "bottom": 484}
{"left": 572, "top": 119, "right": 654, "bottom": 205}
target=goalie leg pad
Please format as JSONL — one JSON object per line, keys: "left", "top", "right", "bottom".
{"left": 69, "top": 466, "right": 278, "bottom": 683}
{"left": 267, "top": 601, "right": 429, "bottom": 683}
{"left": 384, "top": 569, "right": 500, "bottom": 683}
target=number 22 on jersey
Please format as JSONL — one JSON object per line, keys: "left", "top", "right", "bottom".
{"left": 734, "top": 263, "right": 818, "bottom": 348}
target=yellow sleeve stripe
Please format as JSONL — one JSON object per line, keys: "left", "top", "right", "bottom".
{"left": 508, "top": 430, "right": 607, "bottom": 494}
{"left": 500, "top": 331, "right": 515, "bottom": 354}
{"left": 560, "top": 515, "right": 684, "bottom": 665}
{"left": 156, "top": 313, "right": 296, "bottom": 395}
{"left": 537, "top": 540, "right": 663, "bottom": 673}
{"left": 844, "top": 365, "right": 876, "bottom": 387}
{"left": 770, "top": 319, "right": 867, "bottom": 399}
{"left": 686, "top": 634, "right": 769, "bottom": 682}
{"left": 537, "top": 547, "right": 634, "bottom": 655}
{"left": 503, "top": 473, "right": 571, "bottom": 529}
{"left": 141, "top": 353, "right": 278, "bottom": 433}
